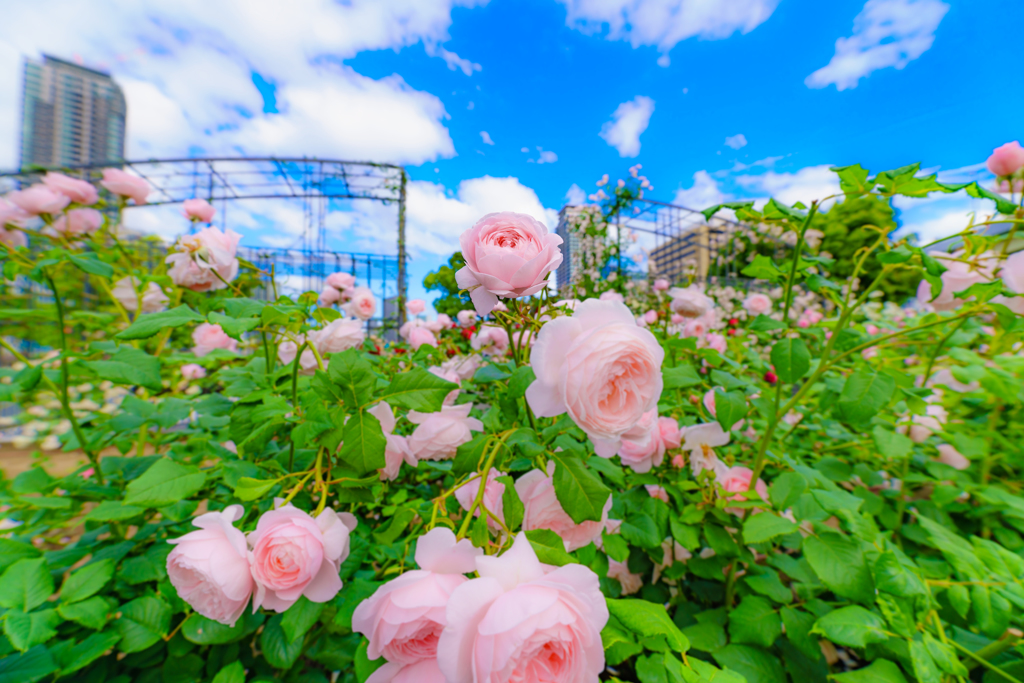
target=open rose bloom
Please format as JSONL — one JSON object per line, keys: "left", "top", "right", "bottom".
{"left": 166, "top": 226, "right": 242, "bottom": 292}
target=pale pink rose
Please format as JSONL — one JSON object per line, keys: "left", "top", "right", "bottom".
{"left": 862, "top": 347, "right": 878, "bottom": 360}
{"left": 987, "top": 141, "right": 1024, "bottom": 177}
{"left": 683, "top": 422, "right": 730, "bottom": 452}
{"left": 454, "top": 212, "right": 563, "bottom": 315}
{"left": 671, "top": 454, "right": 686, "bottom": 468}
{"left": 927, "top": 369, "right": 980, "bottom": 393}
{"left": 516, "top": 464, "right": 610, "bottom": 551}
{"left": 645, "top": 485, "right": 669, "bottom": 503}
{"left": 111, "top": 277, "right": 169, "bottom": 314}
{"left": 408, "top": 326, "right": 438, "bottom": 350}
{"left": 995, "top": 250, "right": 1024, "bottom": 315}
{"left": 314, "top": 318, "right": 365, "bottom": 355}
{"left": 406, "top": 403, "right": 483, "bottom": 461}
{"left": 319, "top": 286, "right": 342, "bottom": 307}
{"left": 51, "top": 208, "right": 103, "bottom": 238}
{"left": 636, "top": 315, "right": 648, "bottom": 328}
{"left": 616, "top": 410, "right": 680, "bottom": 474}
{"left": 556, "top": 299, "right": 581, "bottom": 312}
{"left": 368, "top": 401, "right": 417, "bottom": 481}
{"left": 407, "top": 299, "right": 426, "bottom": 316}
{"left": 704, "top": 332, "right": 727, "bottom": 353}
{"left": 797, "top": 317, "right": 810, "bottom": 328}
{"left": 703, "top": 389, "right": 717, "bottom": 416}
{"left": 7, "top": 185, "right": 70, "bottom": 215}
{"left": 455, "top": 469, "right": 506, "bottom": 528}
{"left": 470, "top": 326, "right": 509, "bottom": 356}
{"left": 166, "top": 505, "right": 253, "bottom": 626}
{"left": 866, "top": 324, "right": 880, "bottom": 335}
{"left": 653, "top": 278, "right": 670, "bottom": 291}
{"left": 278, "top": 336, "right": 318, "bottom": 373}
{"left": 936, "top": 444, "right": 970, "bottom": 470}
{"left": 0, "top": 224, "right": 26, "bottom": 249}
{"left": 353, "top": 529, "right": 481, "bottom": 670}
{"left": 80, "top": 467, "right": 95, "bottom": 479}
{"left": 428, "top": 366, "right": 461, "bottom": 405}
{"left": 166, "top": 227, "right": 242, "bottom": 292}
{"left": 683, "top": 318, "right": 708, "bottom": 338}
{"left": 440, "top": 354, "right": 481, "bottom": 382}
{"left": 898, "top": 404, "right": 947, "bottom": 443}
{"left": 181, "top": 363, "right": 207, "bottom": 380}
{"left": 456, "top": 310, "right": 477, "bottom": 328}
{"left": 720, "top": 467, "right": 768, "bottom": 516}
{"left": 100, "top": 168, "right": 150, "bottom": 204}
{"left": 607, "top": 559, "right": 643, "bottom": 595}
{"left": 437, "top": 533, "right": 608, "bottom": 683}
{"left": 492, "top": 301, "right": 508, "bottom": 313}
{"left": 0, "top": 198, "right": 30, "bottom": 228}
{"left": 668, "top": 287, "right": 712, "bottom": 318}
{"left": 399, "top": 319, "right": 425, "bottom": 341}
{"left": 671, "top": 313, "right": 685, "bottom": 325}
{"left": 526, "top": 299, "right": 664, "bottom": 457}
{"left": 652, "top": 538, "right": 691, "bottom": 584}
{"left": 366, "top": 659, "right": 447, "bottom": 683}
{"left": 326, "top": 272, "right": 356, "bottom": 291}
{"left": 183, "top": 198, "right": 216, "bottom": 222}
{"left": 916, "top": 251, "right": 996, "bottom": 311}
{"left": 192, "top": 323, "right": 238, "bottom": 357}
{"left": 743, "top": 293, "right": 772, "bottom": 316}
{"left": 431, "top": 313, "right": 453, "bottom": 331}
{"left": 43, "top": 172, "right": 98, "bottom": 205}
{"left": 644, "top": 310, "right": 659, "bottom": 325}
{"left": 805, "top": 310, "right": 824, "bottom": 324}
{"left": 248, "top": 504, "right": 356, "bottom": 612}
{"left": 511, "top": 329, "right": 536, "bottom": 350}
{"left": 599, "top": 290, "right": 624, "bottom": 303}
{"left": 344, "top": 286, "right": 377, "bottom": 321}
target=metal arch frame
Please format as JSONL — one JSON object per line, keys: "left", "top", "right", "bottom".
{"left": 0, "top": 156, "right": 410, "bottom": 322}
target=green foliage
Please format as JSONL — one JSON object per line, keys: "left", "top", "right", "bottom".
{"left": 423, "top": 251, "right": 472, "bottom": 315}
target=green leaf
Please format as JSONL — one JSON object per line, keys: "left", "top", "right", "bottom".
{"left": 0, "top": 540, "right": 41, "bottom": 573}
{"left": 621, "top": 514, "right": 662, "bottom": 549}
{"left": 338, "top": 409, "right": 387, "bottom": 475}
{"left": 85, "top": 346, "right": 163, "bottom": 391}
{"left": 743, "top": 513, "right": 798, "bottom": 544}
{"left": 549, "top": 450, "right": 610, "bottom": 524}
{"left": 922, "top": 632, "right": 968, "bottom": 676}
{"left": 525, "top": 529, "right": 578, "bottom": 566}
{"left": 260, "top": 614, "right": 304, "bottom": 670}
{"left": 713, "top": 390, "right": 748, "bottom": 431}
{"left": 663, "top": 364, "right": 703, "bottom": 389}
{"left": 211, "top": 661, "right": 246, "bottom": 683}
{"left": 473, "top": 364, "right": 512, "bottom": 383}
{"left": 0, "top": 645, "right": 58, "bottom": 683}
{"left": 67, "top": 253, "right": 114, "bottom": 278}
{"left": 636, "top": 653, "right": 668, "bottom": 683}
{"left": 803, "top": 533, "right": 875, "bottom": 603}
{"left": 60, "top": 558, "right": 114, "bottom": 604}
{"left": 606, "top": 598, "right": 689, "bottom": 653}
{"left": 749, "top": 314, "right": 786, "bottom": 332}
{"left": 602, "top": 532, "right": 630, "bottom": 563}
{"left": 769, "top": 472, "right": 806, "bottom": 510}
{"left": 4, "top": 610, "right": 60, "bottom": 651}
{"left": 123, "top": 458, "right": 207, "bottom": 508}
{"left": 713, "top": 644, "right": 786, "bottom": 683}
{"left": 281, "top": 596, "right": 324, "bottom": 644}
{"left": 453, "top": 433, "right": 491, "bottom": 477}
{"left": 877, "top": 245, "right": 913, "bottom": 265}
{"left": 374, "top": 508, "right": 416, "bottom": 545}
{"left": 496, "top": 475, "right": 524, "bottom": 530}
{"left": 57, "top": 631, "right": 121, "bottom": 675}
{"left": 207, "top": 311, "right": 259, "bottom": 340}
{"left": 770, "top": 338, "right": 810, "bottom": 384}
{"left": 838, "top": 367, "right": 895, "bottom": 424}
{"left": 741, "top": 255, "right": 783, "bottom": 282}
{"left": 872, "top": 552, "right": 926, "bottom": 597}
{"left": 780, "top": 607, "right": 820, "bottom": 661}
{"left": 507, "top": 365, "right": 536, "bottom": 400}
{"left": 0, "top": 558, "right": 54, "bottom": 612}
{"left": 355, "top": 638, "right": 385, "bottom": 683}
{"left": 181, "top": 613, "right": 246, "bottom": 645}
{"left": 116, "top": 596, "right": 171, "bottom": 653}
{"left": 83, "top": 501, "right": 146, "bottom": 522}
{"left": 872, "top": 426, "right": 913, "bottom": 459}
{"left": 954, "top": 279, "right": 1004, "bottom": 304}
{"left": 220, "top": 297, "right": 266, "bottom": 319}
{"left": 378, "top": 367, "right": 458, "bottom": 411}
{"left": 962, "top": 180, "right": 1019, "bottom": 215}
{"left": 233, "top": 477, "right": 279, "bottom": 502}
{"left": 729, "top": 596, "right": 781, "bottom": 647}
{"left": 832, "top": 659, "right": 908, "bottom": 683}
{"left": 811, "top": 605, "right": 888, "bottom": 648}
{"left": 909, "top": 639, "right": 942, "bottom": 683}
{"left": 116, "top": 305, "right": 205, "bottom": 340}
{"left": 680, "top": 621, "right": 726, "bottom": 654}
{"left": 701, "top": 201, "right": 755, "bottom": 221}
{"left": 831, "top": 164, "right": 875, "bottom": 196}
{"left": 327, "top": 348, "right": 376, "bottom": 407}
{"left": 805, "top": 273, "right": 841, "bottom": 292}
{"left": 58, "top": 596, "right": 110, "bottom": 630}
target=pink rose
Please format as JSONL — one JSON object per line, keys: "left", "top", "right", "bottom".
{"left": 278, "top": 336, "right": 319, "bottom": 373}
{"left": 936, "top": 444, "right": 970, "bottom": 470}
{"left": 354, "top": 528, "right": 481, "bottom": 669}
{"left": 806, "top": 310, "right": 824, "bottom": 324}
{"left": 600, "top": 290, "right": 624, "bottom": 303}
{"left": 653, "top": 539, "right": 691, "bottom": 584}
{"left": 0, "top": 224, "right": 26, "bottom": 249}
{"left": 111, "top": 277, "right": 169, "bottom": 314}
{"left": 743, "top": 293, "right": 772, "bottom": 316}
{"left": 183, "top": 198, "right": 216, "bottom": 222}
{"left": 511, "top": 329, "right": 535, "bottom": 349}
{"left": 704, "top": 332, "right": 727, "bottom": 353}
{"left": 916, "top": 251, "right": 996, "bottom": 311}
{"left": 368, "top": 401, "right": 417, "bottom": 481}
{"left": 683, "top": 318, "right": 708, "bottom": 338}
{"left": 455, "top": 212, "right": 563, "bottom": 315}
{"left": 7, "top": 185, "right": 70, "bottom": 215}
{"left": 526, "top": 299, "right": 664, "bottom": 457}
{"left": 556, "top": 299, "right": 581, "bottom": 312}
{"left": 344, "top": 286, "right": 377, "bottom": 321}
{"left": 470, "top": 326, "right": 509, "bottom": 356}
{"left": 516, "top": 464, "right": 610, "bottom": 551}
{"left": 428, "top": 313, "right": 453, "bottom": 332}
{"left": 645, "top": 485, "right": 669, "bottom": 503}
{"left": 617, "top": 410, "right": 680, "bottom": 474}
{"left": 166, "top": 505, "right": 253, "bottom": 626}
{"left": 437, "top": 533, "right": 608, "bottom": 683}
{"left": 995, "top": 250, "right": 1024, "bottom": 315}
{"left": 406, "top": 403, "right": 483, "bottom": 461}
{"left": 987, "top": 141, "right": 1024, "bottom": 177}
{"left": 671, "top": 313, "right": 684, "bottom": 325}
{"left": 0, "top": 199, "right": 30, "bottom": 228}
{"left": 181, "top": 363, "right": 207, "bottom": 380}
{"left": 166, "top": 227, "right": 242, "bottom": 292}
{"left": 607, "top": 559, "right": 643, "bottom": 595}
{"left": 314, "top": 318, "right": 365, "bottom": 355}
{"left": 428, "top": 366, "right": 461, "bottom": 405}
{"left": 492, "top": 301, "right": 508, "bottom": 313}
{"left": 248, "top": 504, "right": 356, "bottom": 612}
{"left": 326, "top": 272, "right": 356, "bottom": 291}
{"left": 457, "top": 310, "right": 477, "bottom": 327}
{"left": 319, "top": 286, "right": 342, "bottom": 307}
{"left": 668, "top": 286, "right": 712, "bottom": 318}
{"left": 100, "top": 168, "right": 150, "bottom": 204}
{"left": 51, "top": 208, "right": 103, "bottom": 238}
{"left": 440, "top": 354, "right": 481, "bottom": 382}
{"left": 192, "top": 323, "right": 238, "bottom": 357}
{"left": 653, "top": 278, "right": 670, "bottom": 291}
{"left": 408, "top": 326, "right": 438, "bottom": 350}
{"left": 455, "top": 469, "right": 506, "bottom": 528}
{"left": 43, "top": 172, "right": 98, "bottom": 205}
{"left": 407, "top": 299, "right": 426, "bottom": 316}
{"left": 643, "top": 310, "right": 659, "bottom": 325}
{"left": 719, "top": 466, "right": 768, "bottom": 516}
{"left": 367, "top": 659, "right": 447, "bottom": 683}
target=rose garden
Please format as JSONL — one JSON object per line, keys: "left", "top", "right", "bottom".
{"left": 2, "top": 143, "right": 1024, "bottom": 683}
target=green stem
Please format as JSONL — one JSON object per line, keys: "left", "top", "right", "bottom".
{"left": 780, "top": 201, "right": 819, "bottom": 324}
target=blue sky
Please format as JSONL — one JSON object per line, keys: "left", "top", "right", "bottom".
{"left": 2, "top": 0, "right": 1022, "bottom": 305}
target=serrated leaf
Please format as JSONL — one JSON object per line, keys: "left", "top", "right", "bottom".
{"left": 769, "top": 471, "right": 806, "bottom": 510}
{"left": 116, "top": 596, "right": 171, "bottom": 653}
{"left": 838, "top": 367, "right": 895, "bottom": 424}
{"left": 123, "top": 458, "right": 207, "bottom": 508}
{"left": 780, "top": 607, "right": 820, "bottom": 660}
{"left": 58, "top": 596, "right": 110, "bottom": 630}
{"left": 207, "top": 311, "right": 259, "bottom": 340}
{"left": 60, "top": 558, "right": 115, "bottom": 604}
{"left": 233, "top": 477, "right": 279, "bottom": 502}
{"left": 116, "top": 305, "right": 205, "bottom": 340}
{"left": 57, "top": 630, "right": 121, "bottom": 675}
{"left": 260, "top": 614, "right": 304, "bottom": 669}
{"left": 803, "top": 533, "right": 875, "bottom": 603}
{"left": 831, "top": 164, "right": 874, "bottom": 196}
{"left": 749, "top": 314, "right": 786, "bottom": 332}
{"left": 85, "top": 346, "right": 163, "bottom": 391}
{"left": 0, "top": 645, "right": 58, "bottom": 683}
{"left": 770, "top": 338, "right": 810, "bottom": 384}
{"left": 549, "top": 450, "right": 610, "bottom": 524}
{"left": 743, "top": 513, "right": 798, "bottom": 544}
{"left": 338, "top": 409, "right": 387, "bottom": 475}
{"left": 378, "top": 367, "right": 458, "bottom": 411}
{"left": 741, "top": 255, "right": 783, "bottom": 282}
{"left": 327, "top": 348, "right": 376, "bottom": 407}
{"left": 67, "top": 253, "right": 114, "bottom": 278}
{"left": 496, "top": 475, "right": 524, "bottom": 530}
{"left": 714, "top": 389, "right": 747, "bottom": 431}
{"left": 811, "top": 605, "right": 888, "bottom": 648}
{"left": 211, "top": 661, "right": 246, "bottom": 683}
{"left": 606, "top": 598, "right": 689, "bottom": 653}
{"left": 832, "top": 659, "right": 908, "bottom": 683}
{"left": 713, "top": 644, "right": 785, "bottom": 683}
{"left": 663, "top": 364, "right": 702, "bottom": 388}
{"left": 281, "top": 596, "right": 324, "bottom": 644}
{"left": 4, "top": 610, "right": 60, "bottom": 651}
{"left": 0, "top": 558, "right": 53, "bottom": 612}
{"left": 729, "top": 596, "right": 781, "bottom": 647}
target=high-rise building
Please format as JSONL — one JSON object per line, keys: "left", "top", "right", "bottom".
{"left": 555, "top": 205, "right": 599, "bottom": 291}
{"left": 20, "top": 55, "right": 126, "bottom": 170}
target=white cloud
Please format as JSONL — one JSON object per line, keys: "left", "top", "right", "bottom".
{"left": 736, "top": 165, "right": 841, "bottom": 207}
{"left": 599, "top": 96, "right": 654, "bottom": 158}
{"left": 480, "top": 131, "right": 494, "bottom": 145}
{"left": 520, "top": 147, "right": 530, "bottom": 153}
{"left": 725, "top": 133, "right": 747, "bottom": 150}
{"left": 559, "top": 0, "right": 779, "bottom": 54}
{"left": 536, "top": 148, "right": 558, "bottom": 164}
{"left": 565, "top": 183, "right": 587, "bottom": 206}
{"left": 805, "top": 0, "right": 949, "bottom": 91}
{"left": 430, "top": 46, "right": 482, "bottom": 76}
{"left": 673, "top": 170, "right": 726, "bottom": 210}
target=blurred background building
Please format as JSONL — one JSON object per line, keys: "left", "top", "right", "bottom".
{"left": 20, "top": 55, "right": 126, "bottom": 170}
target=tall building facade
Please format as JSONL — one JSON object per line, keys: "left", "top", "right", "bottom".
{"left": 555, "top": 205, "right": 593, "bottom": 291}
{"left": 20, "top": 55, "right": 126, "bottom": 170}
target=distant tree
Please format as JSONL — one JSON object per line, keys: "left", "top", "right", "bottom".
{"left": 423, "top": 251, "right": 473, "bottom": 316}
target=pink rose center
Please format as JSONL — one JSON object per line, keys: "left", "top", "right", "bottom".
{"left": 511, "top": 631, "right": 573, "bottom": 683}
{"left": 254, "top": 532, "right": 322, "bottom": 589}
{"left": 387, "top": 623, "right": 442, "bottom": 662}
{"left": 479, "top": 226, "right": 542, "bottom": 259}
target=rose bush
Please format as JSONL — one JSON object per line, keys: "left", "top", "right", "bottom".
{"left": 2, "top": 154, "right": 1024, "bottom": 683}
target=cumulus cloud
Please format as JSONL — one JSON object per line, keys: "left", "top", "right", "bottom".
{"left": 565, "top": 183, "right": 587, "bottom": 206}
{"left": 724, "top": 134, "right": 747, "bottom": 150}
{"left": 559, "top": 0, "right": 779, "bottom": 54}
{"left": 805, "top": 0, "right": 949, "bottom": 91}
{"left": 735, "top": 165, "right": 841, "bottom": 207}
{"left": 673, "top": 170, "right": 727, "bottom": 211}
{"left": 600, "top": 96, "right": 655, "bottom": 158}
{"left": 480, "top": 131, "right": 494, "bottom": 145}
{"left": 528, "top": 147, "right": 558, "bottom": 164}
